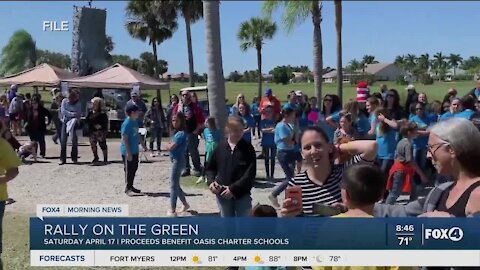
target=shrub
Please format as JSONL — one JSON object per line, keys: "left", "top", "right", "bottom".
{"left": 453, "top": 74, "right": 475, "bottom": 81}
{"left": 350, "top": 74, "right": 375, "bottom": 86}
{"left": 419, "top": 74, "right": 434, "bottom": 85}
{"left": 396, "top": 75, "right": 408, "bottom": 85}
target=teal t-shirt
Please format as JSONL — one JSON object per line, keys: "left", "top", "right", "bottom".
{"left": 275, "top": 122, "right": 295, "bottom": 151}
{"left": 170, "top": 131, "right": 188, "bottom": 160}
{"left": 120, "top": 117, "right": 140, "bottom": 156}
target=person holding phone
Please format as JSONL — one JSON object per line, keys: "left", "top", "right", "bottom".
{"left": 206, "top": 116, "right": 256, "bottom": 217}
{"left": 281, "top": 126, "right": 378, "bottom": 217}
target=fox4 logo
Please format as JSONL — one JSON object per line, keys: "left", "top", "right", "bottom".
{"left": 424, "top": 227, "right": 464, "bottom": 242}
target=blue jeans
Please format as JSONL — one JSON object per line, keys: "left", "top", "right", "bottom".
{"left": 263, "top": 146, "right": 276, "bottom": 179}
{"left": 185, "top": 133, "right": 201, "bottom": 172}
{"left": 385, "top": 171, "right": 405, "bottom": 204}
{"left": 170, "top": 156, "right": 187, "bottom": 210}
{"left": 216, "top": 194, "right": 252, "bottom": 217}
{"left": 378, "top": 158, "right": 394, "bottom": 180}
{"left": 0, "top": 201, "right": 5, "bottom": 253}
{"left": 149, "top": 126, "right": 163, "bottom": 151}
{"left": 272, "top": 150, "right": 296, "bottom": 197}
{"left": 60, "top": 121, "right": 78, "bottom": 162}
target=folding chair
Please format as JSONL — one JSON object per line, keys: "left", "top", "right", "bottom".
{"left": 138, "top": 128, "right": 149, "bottom": 163}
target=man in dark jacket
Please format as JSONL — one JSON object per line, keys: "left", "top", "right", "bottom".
{"left": 206, "top": 116, "right": 256, "bottom": 217}
{"left": 173, "top": 90, "right": 205, "bottom": 177}
{"left": 463, "top": 80, "right": 480, "bottom": 100}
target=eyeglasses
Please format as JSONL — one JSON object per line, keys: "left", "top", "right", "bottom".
{"left": 426, "top": 142, "right": 449, "bottom": 156}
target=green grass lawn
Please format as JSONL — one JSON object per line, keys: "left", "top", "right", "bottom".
{"left": 13, "top": 80, "right": 477, "bottom": 108}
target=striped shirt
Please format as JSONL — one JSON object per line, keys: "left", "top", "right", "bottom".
{"left": 288, "top": 154, "right": 370, "bottom": 216}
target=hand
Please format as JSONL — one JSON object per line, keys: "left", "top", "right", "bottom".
{"left": 280, "top": 198, "right": 303, "bottom": 217}
{"left": 209, "top": 181, "right": 221, "bottom": 194}
{"left": 220, "top": 187, "right": 234, "bottom": 199}
{"left": 367, "top": 129, "right": 375, "bottom": 136}
{"left": 377, "top": 113, "right": 385, "bottom": 122}
{"left": 331, "top": 202, "right": 348, "bottom": 213}
{"left": 127, "top": 153, "right": 132, "bottom": 162}
{"left": 418, "top": 211, "right": 453, "bottom": 218}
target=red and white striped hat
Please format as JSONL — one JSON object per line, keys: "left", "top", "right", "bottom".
{"left": 356, "top": 81, "right": 370, "bottom": 103}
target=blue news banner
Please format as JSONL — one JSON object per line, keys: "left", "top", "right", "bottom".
{"left": 30, "top": 218, "right": 480, "bottom": 250}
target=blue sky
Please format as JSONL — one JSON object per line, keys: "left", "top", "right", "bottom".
{"left": 0, "top": 1, "right": 479, "bottom": 74}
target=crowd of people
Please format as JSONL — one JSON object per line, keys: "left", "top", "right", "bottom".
{"left": 1, "top": 80, "right": 480, "bottom": 269}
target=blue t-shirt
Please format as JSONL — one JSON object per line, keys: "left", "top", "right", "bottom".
{"left": 355, "top": 115, "right": 371, "bottom": 137}
{"left": 203, "top": 128, "right": 221, "bottom": 144}
{"left": 242, "top": 114, "right": 255, "bottom": 143}
{"left": 475, "top": 88, "right": 480, "bottom": 98}
{"left": 170, "top": 131, "right": 188, "bottom": 160}
{"left": 455, "top": 109, "right": 475, "bottom": 120}
{"left": 251, "top": 103, "right": 260, "bottom": 117}
{"left": 275, "top": 122, "right": 295, "bottom": 151}
{"left": 260, "top": 119, "right": 276, "bottom": 148}
{"left": 439, "top": 112, "right": 455, "bottom": 121}
{"left": 410, "top": 114, "right": 432, "bottom": 150}
{"left": 120, "top": 117, "right": 140, "bottom": 156}
{"left": 318, "top": 112, "right": 337, "bottom": 143}
{"left": 330, "top": 111, "right": 342, "bottom": 124}
{"left": 376, "top": 124, "right": 397, "bottom": 160}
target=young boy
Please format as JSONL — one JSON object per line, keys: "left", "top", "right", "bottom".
{"left": 0, "top": 137, "right": 21, "bottom": 264}
{"left": 385, "top": 122, "right": 428, "bottom": 204}
{"left": 338, "top": 163, "right": 385, "bottom": 217}
{"left": 121, "top": 104, "right": 146, "bottom": 197}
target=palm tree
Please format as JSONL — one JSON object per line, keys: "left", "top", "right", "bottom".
{"left": 347, "top": 59, "right": 361, "bottom": 72}
{"left": 360, "top": 55, "right": 377, "bottom": 73}
{"left": 394, "top": 55, "right": 406, "bottom": 68}
{"left": 405, "top": 54, "right": 417, "bottom": 73}
{"left": 204, "top": 0, "right": 227, "bottom": 130}
{"left": 176, "top": 0, "right": 203, "bottom": 87}
{"left": 126, "top": 0, "right": 177, "bottom": 106}
{"left": 126, "top": 0, "right": 177, "bottom": 79}
{"left": 238, "top": 17, "right": 277, "bottom": 99}
{"left": 448, "top": 53, "right": 463, "bottom": 79}
{"left": 334, "top": 0, "right": 343, "bottom": 101}
{"left": 0, "top": 30, "right": 37, "bottom": 76}
{"left": 433, "top": 52, "right": 447, "bottom": 80}
{"left": 263, "top": 1, "right": 323, "bottom": 106}
{"left": 417, "top": 54, "right": 430, "bottom": 72}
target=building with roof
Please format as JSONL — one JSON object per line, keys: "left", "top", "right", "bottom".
{"left": 361, "top": 63, "right": 406, "bottom": 81}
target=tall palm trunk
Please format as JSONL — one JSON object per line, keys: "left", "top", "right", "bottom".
{"left": 204, "top": 0, "right": 226, "bottom": 129}
{"left": 256, "top": 45, "right": 262, "bottom": 99}
{"left": 312, "top": 1, "right": 323, "bottom": 107}
{"left": 152, "top": 42, "right": 163, "bottom": 114}
{"left": 335, "top": 0, "right": 343, "bottom": 102}
{"left": 185, "top": 12, "right": 195, "bottom": 87}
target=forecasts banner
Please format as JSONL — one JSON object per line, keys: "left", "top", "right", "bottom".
{"left": 30, "top": 217, "right": 480, "bottom": 250}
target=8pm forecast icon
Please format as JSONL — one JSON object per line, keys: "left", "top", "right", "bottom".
{"left": 424, "top": 227, "right": 464, "bottom": 242}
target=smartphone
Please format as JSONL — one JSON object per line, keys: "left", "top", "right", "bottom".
{"left": 285, "top": 186, "right": 302, "bottom": 208}
{"left": 312, "top": 203, "right": 343, "bottom": 217}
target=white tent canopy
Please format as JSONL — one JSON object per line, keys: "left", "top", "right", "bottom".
{"left": 0, "top": 63, "right": 77, "bottom": 87}
{"left": 63, "top": 63, "right": 169, "bottom": 90}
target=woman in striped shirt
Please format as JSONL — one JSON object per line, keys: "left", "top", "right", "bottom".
{"left": 280, "top": 126, "right": 378, "bottom": 217}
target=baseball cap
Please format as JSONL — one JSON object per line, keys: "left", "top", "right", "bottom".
{"left": 265, "top": 88, "right": 272, "bottom": 96}
{"left": 295, "top": 90, "right": 303, "bottom": 96}
{"left": 125, "top": 103, "right": 139, "bottom": 115}
{"left": 405, "top": 84, "right": 415, "bottom": 90}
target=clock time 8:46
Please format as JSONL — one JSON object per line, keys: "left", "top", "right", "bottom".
{"left": 396, "top": 224, "right": 414, "bottom": 232}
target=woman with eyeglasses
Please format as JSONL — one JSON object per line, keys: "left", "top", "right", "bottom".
{"left": 375, "top": 118, "right": 480, "bottom": 218}
{"left": 24, "top": 96, "right": 52, "bottom": 158}
{"left": 409, "top": 102, "right": 436, "bottom": 199}
{"left": 318, "top": 94, "right": 341, "bottom": 143}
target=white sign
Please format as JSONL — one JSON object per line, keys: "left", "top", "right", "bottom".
{"left": 42, "top": 21, "right": 69, "bottom": 32}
